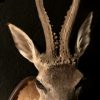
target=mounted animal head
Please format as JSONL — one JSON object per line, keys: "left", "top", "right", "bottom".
{"left": 8, "top": 0, "right": 93, "bottom": 100}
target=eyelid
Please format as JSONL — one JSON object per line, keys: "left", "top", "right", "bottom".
{"left": 35, "top": 79, "right": 47, "bottom": 93}
{"left": 75, "top": 78, "right": 86, "bottom": 90}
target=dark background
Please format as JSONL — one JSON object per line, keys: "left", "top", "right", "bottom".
{"left": 0, "top": 0, "right": 99, "bottom": 100}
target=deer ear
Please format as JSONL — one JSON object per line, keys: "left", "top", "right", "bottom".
{"left": 74, "top": 12, "right": 93, "bottom": 59}
{"left": 8, "top": 23, "right": 40, "bottom": 63}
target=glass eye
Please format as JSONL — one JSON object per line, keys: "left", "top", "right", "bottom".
{"left": 35, "top": 79, "right": 47, "bottom": 93}
{"left": 75, "top": 78, "right": 86, "bottom": 91}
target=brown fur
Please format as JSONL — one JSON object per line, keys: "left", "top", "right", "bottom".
{"left": 17, "top": 80, "right": 39, "bottom": 100}
{"left": 8, "top": 0, "right": 93, "bottom": 100}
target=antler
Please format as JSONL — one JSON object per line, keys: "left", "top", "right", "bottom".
{"left": 60, "top": 0, "right": 80, "bottom": 59}
{"left": 8, "top": 0, "right": 93, "bottom": 67}
{"left": 35, "top": 0, "right": 55, "bottom": 58}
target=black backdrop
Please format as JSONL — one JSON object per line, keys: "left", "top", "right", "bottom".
{"left": 0, "top": 0, "right": 100, "bottom": 100}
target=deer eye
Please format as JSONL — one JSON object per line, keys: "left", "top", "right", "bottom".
{"left": 35, "top": 79, "right": 47, "bottom": 93}
{"left": 75, "top": 78, "right": 86, "bottom": 93}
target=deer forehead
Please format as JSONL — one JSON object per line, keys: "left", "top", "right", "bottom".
{"left": 37, "top": 64, "right": 83, "bottom": 88}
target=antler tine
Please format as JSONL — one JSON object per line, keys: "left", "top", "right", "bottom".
{"left": 35, "top": 0, "right": 55, "bottom": 57}
{"left": 60, "top": 0, "right": 80, "bottom": 59}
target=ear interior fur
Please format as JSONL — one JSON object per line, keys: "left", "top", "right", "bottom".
{"left": 74, "top": 12, "right": 93, "bottom": 59}
{"left": 8, "top": 23, "right": 39, "bottom": 63}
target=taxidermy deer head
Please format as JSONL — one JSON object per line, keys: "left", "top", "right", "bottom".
{"left": 8, "top": 0, "right": 93, "bottom": 100}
